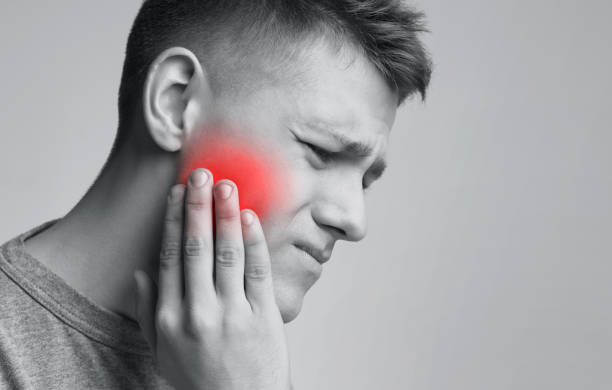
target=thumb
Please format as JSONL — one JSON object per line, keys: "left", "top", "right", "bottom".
{"left": 134, "top": 269, "right": 157, "bottom": 356}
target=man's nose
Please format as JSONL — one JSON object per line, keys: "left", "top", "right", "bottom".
{"left": 311, "top": 178, "right": 367, "bottom": 242}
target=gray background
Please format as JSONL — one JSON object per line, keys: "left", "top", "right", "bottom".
{"left": 1, "top": 1, "right": 610, "bottom": 389}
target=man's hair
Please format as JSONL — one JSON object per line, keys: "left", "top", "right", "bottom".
{"left": 112, "top": 0, "right": 432, "bottom": 156}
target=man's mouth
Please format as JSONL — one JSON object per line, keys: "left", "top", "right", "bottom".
{"left": 294, "top": 243, "right": 330, "bottom": 265}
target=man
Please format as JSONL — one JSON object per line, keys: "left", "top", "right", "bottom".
{"left": 0, "top": 0, "right": 431, "bottom": 388}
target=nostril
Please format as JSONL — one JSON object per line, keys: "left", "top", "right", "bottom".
{"left": 324, "top": 224, "right": 346, "bottom": 237}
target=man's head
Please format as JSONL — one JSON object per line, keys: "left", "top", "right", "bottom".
{"left": 112, "top": 0, "right": 431, "bottom": 322}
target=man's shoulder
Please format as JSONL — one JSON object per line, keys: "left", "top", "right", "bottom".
{"left": 0, "top": 239, "right": 22, "bottom": 302}
{"left": 0, "top": 246, "right": 37, "bottom": 317}
{"left": 0, "top": 229, "right": 56, "bottom": 322}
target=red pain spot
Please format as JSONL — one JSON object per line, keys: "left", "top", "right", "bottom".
{"left": 176, "top": 124, "right": 290, "bottom": 222}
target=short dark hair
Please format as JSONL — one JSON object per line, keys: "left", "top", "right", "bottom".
{"left": 113, "top": 0, "right": 432, "bottom": 155}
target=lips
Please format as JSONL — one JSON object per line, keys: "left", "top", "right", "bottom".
{"left": 294, "top": 243, "right": 331, "bottom": 265}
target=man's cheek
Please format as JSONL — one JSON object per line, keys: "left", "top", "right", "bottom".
{"left": 176, "top": 124, "right": 293, "bottom": 222}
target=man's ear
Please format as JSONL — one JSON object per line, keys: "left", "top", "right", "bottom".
{"left": 143, "top": 47, "right": 211, "bottom": 152}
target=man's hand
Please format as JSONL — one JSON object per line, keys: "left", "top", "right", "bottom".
{"left": 133, "top": 168, "right": 292, "bottom": 390}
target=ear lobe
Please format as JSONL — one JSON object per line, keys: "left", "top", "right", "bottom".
{"left": 143, "top": 47, "right": 210, "bottom": 152}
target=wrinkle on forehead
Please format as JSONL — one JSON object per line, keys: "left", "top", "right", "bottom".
{"left": 285, "top": 41, "right": 396, "bottom": 131}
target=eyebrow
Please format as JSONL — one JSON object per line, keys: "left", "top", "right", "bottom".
{"left": 304, "top": 121, "right": 388, "bottom": 180}
{"left": 304, "top": 121, "right": 376, "bottom": 156}
{"left": 327, "top": 129, "right": 375, "bottom": 157}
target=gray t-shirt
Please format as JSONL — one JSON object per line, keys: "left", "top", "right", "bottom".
{"left": 0, "top": 219, "right": 174, "bottom": 389}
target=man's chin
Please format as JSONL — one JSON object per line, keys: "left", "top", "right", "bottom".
{"left": 278, "top": 295, "right": 304, "bottom": 323}
{"left": 270, "top": 261, "right": 321, "bottom": 323}
{"left": 273, "top": 285, "right": 309, "bottom": 323}
{"left": 281, "top": 308, "right": 301, "bottom": 324}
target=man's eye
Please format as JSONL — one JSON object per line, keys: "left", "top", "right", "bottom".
{"left": 301, "top": 141, "right": 334, "bottom": 164}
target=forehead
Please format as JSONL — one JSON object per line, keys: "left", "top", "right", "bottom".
{"left": 285, "top": 38, "right": 398, "bottom": 143}
{"left": 215, "top": 37, "right": 398, "bottom": 157}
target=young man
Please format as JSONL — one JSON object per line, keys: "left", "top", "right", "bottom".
{"left": 0, "top": 0, "right": 431, "bottom": 388}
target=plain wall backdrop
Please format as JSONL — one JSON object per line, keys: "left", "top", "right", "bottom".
{"left": 1, "top": 1, "right": 610, "bottom": 389}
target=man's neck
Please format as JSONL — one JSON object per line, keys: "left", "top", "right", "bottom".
{"left": 23, "top": 140, "right": 178, "bottom": 322}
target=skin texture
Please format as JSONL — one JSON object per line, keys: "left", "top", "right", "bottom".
{"left": 23, "top": 37, "right": 398, "bottom": 324}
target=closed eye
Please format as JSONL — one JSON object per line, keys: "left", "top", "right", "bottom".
{"left": 300, "top": 140, "right": 334, "bottom": 164}
{"left": 297, "top": 137, "right": 380, "bottom": 191}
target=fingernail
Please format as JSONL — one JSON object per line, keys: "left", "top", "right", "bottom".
{"left": 190, "top": 169, "right": 208, "bottom": 188}
{"left": 215, "top": 182, "right": 233, "bottom": 200}
{"left": 169, "top": 185, "right": 184, "bottom": 202}
{"left": 242, "top": 210, "right": 254, "bottom": 226}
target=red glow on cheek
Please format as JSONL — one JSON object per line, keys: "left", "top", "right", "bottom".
{"left": 176, "top": 125, "right": 291, "bottom": 222}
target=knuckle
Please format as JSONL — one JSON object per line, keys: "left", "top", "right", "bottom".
{"left": 156, "top": 309, "right": 178, "bottom": 335}
{"left": 159, "top": 242, "right": 180, "bottom": 268}
{"left": 222, "top": 313, "right": 249, "bottom": 334}
{"left": 244, "top": 264, "right": 270, "bottom": 280}
{"left": 184, "top": 308, "right": 217, "bottom": 337}
{"left": 216, "top": 245, "right": 243, "bottom": 267}
{"left": 186, "top": 199, "right": 208, "bottom": 211}
{"left": 216, "top": 212, "right": 240, "bottom": 223}
{"left": 184, "top": 236, "right": 207, "bottom": 257}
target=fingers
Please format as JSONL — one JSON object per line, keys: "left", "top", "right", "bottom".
{"left": 240, "top": 210, "right": 276, "bottom": 312}
{"left": 134, "top": 269, "right": 158, "bottom": 356}
{"left": 159, "top": 171, "right": 271, "bottom": 320}
{"left": 183, "top": 169, "right": 216, "bottom": 309}
{"left": 213, "top": 180, "right": 247, "bottom": 303}
{"left": 157, "top": 184, "right": 185, "bottom": 313}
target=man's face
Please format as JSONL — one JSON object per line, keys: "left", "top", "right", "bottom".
{"left": 189, "top": 40, "right": 397, "bottom": 322}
